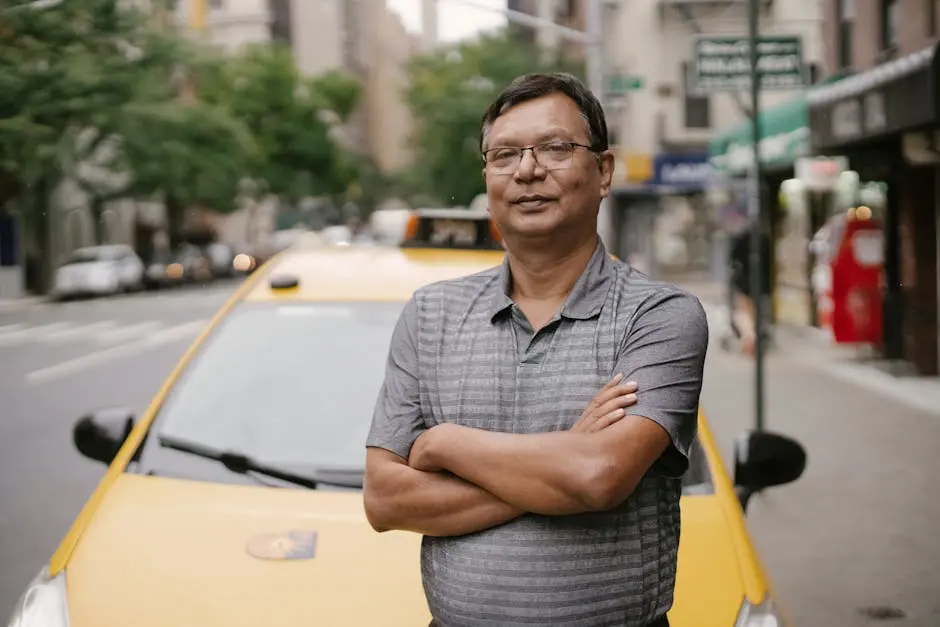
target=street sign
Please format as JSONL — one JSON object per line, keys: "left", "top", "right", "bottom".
{"left": 691, "top": 36, "right": 805, "bottom": 92}
{"left": 607, "top": 75, "right": 643, "bottom": 94}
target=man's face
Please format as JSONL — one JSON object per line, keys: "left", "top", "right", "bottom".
{"left": 483, "top": 93, "right": 614, "bottom": 241}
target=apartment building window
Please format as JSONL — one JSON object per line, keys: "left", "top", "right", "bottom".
{"left": 837, "top": 0, "right": 853, "bottom": 70}
{"left": 268, "top": 0, "right": 292, "bottom": 46}
{"left": 881, "top": 0, "right": 899, "bottom": 49}
{"left": 682, "top": 61, "right": 710, "bottom": 129}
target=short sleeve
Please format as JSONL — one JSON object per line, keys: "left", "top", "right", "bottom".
{"left": 615, "top": 290, "right": 709, "bottom": 476}
{"left": 365, "top": 295, "right": 426, "bottom": 460}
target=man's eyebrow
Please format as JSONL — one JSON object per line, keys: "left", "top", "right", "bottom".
{"left": 489, "top": 127, "right": 576, "bottom": 148}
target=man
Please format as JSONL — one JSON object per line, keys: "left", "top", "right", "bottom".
{"left": 364, "top": 73, "right": 708, "bottom": 627}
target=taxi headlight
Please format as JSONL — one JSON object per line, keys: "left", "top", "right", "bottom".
{"left": 735, "top": 596, "right": 783, "bottom": 627}
{"left": 6, "top": 566, "right": 69, "bottom": 627}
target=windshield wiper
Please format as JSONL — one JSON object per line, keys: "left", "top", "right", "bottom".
{"left": 157, "top": 435, "right": 363, "bottom": 489}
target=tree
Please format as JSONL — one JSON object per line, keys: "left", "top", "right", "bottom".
{"left": 0, "top": 0, "right": 188, "bottom": 291}
{"left": 403, "top": 30, "right": 584, "bottom": 207}
{"left": 104, "top": 99, "right": 257, "bottom": 249}
{"left": 196, "top": 43, "right": 362, "bottom": 208}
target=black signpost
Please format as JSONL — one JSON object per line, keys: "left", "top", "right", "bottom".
{"left": 747, "top": 0, "right": 766, "bottom": 432}
{"left": 690, "top": 5, "right": 807, "bottom": 431}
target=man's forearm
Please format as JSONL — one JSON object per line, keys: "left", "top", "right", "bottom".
{"left": 364, "top": 457, "right": 524, "bottom": 537}
{"left": 429, "top": 426, "right": 607, "bottom": 515}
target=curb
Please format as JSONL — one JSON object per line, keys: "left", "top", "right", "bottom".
{"left": 0, "top": 297, "right": 46, "bottom": 312}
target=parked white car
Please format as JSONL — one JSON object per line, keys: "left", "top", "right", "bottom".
{"left": 52, "top": 244, "right": 144, "bottom": 299}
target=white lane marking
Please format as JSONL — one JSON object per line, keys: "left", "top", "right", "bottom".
{"left": 26, "top": 319, "right": 208, "bottom": 385}
{"left": 96, "top": 321, "right": 162, "bottom": 344}
{"left": 41, "top": 320, "right": 116, "bottom": 343}
{"left": 0, "top": 322, "right": 70, "bottom": 346}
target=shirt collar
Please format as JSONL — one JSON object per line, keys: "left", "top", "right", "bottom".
{"left": 486, "top": 238, "right": 614, "bottom": 322}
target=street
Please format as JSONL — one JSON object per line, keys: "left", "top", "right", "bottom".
{"left": 0, "top": 282, "right": 238, "bottom": 616}
{"left": 1, "top": 281, "right": 939, "bottom": 625}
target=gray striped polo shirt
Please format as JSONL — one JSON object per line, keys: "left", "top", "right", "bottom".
{"left": 367, "top": 240, "right": 708, "bottom": 626}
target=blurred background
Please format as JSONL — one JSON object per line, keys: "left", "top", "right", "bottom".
{"left": 1, "top": 0, "right": 939, "bottom": 625}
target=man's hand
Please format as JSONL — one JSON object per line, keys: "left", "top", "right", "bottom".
{"left": 410, "top": 377, "right": 637, "bottom": 471}
{"left": 570, "top": 374, "right": 638, "bottom": 433}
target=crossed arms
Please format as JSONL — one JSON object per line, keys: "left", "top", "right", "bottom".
{"left": 363, "top": 291, "right": 709, "bottom": 537}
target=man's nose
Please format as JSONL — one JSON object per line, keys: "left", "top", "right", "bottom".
{"left": 513, "top": 149, "right": 546, "bottom": 182}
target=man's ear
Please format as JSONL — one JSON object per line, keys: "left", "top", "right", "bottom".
{"left": 598, "top": 150, "right": 615, "bottom": 199}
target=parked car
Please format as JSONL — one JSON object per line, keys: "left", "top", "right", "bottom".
{"left": 12, "top": 212, "right": 806, "bottom": 627}
{"left": 52, "top": 245, "right": 144, "bottom": 300}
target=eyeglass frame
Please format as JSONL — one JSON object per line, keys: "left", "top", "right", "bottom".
{"left": 481, "top": 140, "right": 600, "bottom": 175}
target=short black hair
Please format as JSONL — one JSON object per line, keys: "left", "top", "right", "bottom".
{"left": 479, "top": 72, "right": 608, "bottom": 153}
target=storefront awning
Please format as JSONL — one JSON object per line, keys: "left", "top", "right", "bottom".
{"left": 710, "top": 74, "right": 846, "bottom": 176}
{"left": 808, "top": 43, "right": 940, "bottom": 151}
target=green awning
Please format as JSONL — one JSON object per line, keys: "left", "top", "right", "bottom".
{"left": 710, "top": 74, "right": 846, "bottom": 175}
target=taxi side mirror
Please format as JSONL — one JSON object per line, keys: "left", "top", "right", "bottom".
{"left": 733, "top": 430, "right": 806, "bottom": 512}
{"left": 73, "top": 407, "right": 136, "bottom": 466}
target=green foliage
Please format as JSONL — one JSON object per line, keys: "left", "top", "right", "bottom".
{"left": 112, "top": 100, "right": 257, "bottom": 212}
{"left": 0, "top": 0, "right": 181, "bottom": 198}
{"left": 403, "top": 29, "right": 584, "bottom": 206}
{"left": 195, "top": 43, "right": 362, "bottom": 204}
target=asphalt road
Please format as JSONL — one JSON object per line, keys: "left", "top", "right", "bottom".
{"left": 0, "top": 282, "right": 240, "bottom": 617}
{"left": 1, "top": 280, "right": 938, "bottom": 625}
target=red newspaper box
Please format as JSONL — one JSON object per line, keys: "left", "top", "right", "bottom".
{"left": 830, "top": 212, "right": 884, "bottom": 346}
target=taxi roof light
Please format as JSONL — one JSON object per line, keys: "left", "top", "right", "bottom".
{"left": 400, "top": 208, "right": 503, "bottom": 251}
{"left": 269, "top": 274, "right": 300, "bottom": 290}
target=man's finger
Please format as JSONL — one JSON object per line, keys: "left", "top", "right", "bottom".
{"left": 590, "top": 383, "right": 638, "bottom": 411}
{"left": 588, "top": 408, "right": 626, "bottom": 432}
{"left": 595, "top": 393, "right": 638, "bottom": 417}
{"left": 585, "top": 374, "right": 625, "bottom": 411}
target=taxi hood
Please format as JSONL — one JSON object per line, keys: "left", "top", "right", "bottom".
{"left": 65, "top": 474, "right": 430, "bottom": 627}
{"left": 65, "top": 476, "right": 748, "bottom": 627}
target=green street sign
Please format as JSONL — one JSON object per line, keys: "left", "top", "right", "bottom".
{"left": 607, "top": 74, "right": 643, "bottom": 94}
{"left": 691, "top": 36, "right": 805, "bottom": 93}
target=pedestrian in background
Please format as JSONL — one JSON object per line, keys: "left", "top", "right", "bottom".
{"left": 728, "top": 219, "right": 772, "bottom": 356}
{"left": 364, "top": 72, "right": 708, "bottom": 627}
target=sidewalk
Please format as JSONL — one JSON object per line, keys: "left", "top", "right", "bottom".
{"left": 678, "top": 279, "right": 940, "bottom": 418}
{"left": 701, "top": 340, "right": 940, "bottom": 626}
{"left": 0, "top": 296, "right": 45, "bottom": 314}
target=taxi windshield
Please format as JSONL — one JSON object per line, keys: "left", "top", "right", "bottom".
{"left": 153, "top": 302, "right": 403, "bottom": 471}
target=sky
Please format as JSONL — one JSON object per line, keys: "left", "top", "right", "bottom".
{"left": 386, "top": 0, "right": 508, "bottom": 43}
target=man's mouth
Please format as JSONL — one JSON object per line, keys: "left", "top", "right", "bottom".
{"left": 513, "top": 195, "right": 556, "bottom": 209}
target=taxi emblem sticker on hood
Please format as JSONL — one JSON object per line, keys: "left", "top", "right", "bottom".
{"left": 246, "top": 530, "right": 318, "bottom": 561}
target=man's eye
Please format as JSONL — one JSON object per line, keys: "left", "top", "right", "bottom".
{"left": 493, "top": 149, "right": 518, "bottom": 161}
{"left": 544, "top": 142, "right": 572, "bottom": 155}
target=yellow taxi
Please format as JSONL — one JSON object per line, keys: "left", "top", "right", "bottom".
{"left": 6, "top": 210, "right": 806, "bottom": 627}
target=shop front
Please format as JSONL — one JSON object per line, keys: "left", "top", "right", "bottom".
{"left": 610, "top": 151, "right": 715, "bottom": 278}
{"left": 775, "top": 156, "right": 850, "bottom": 327}
{"left": 709, "top": 93, "right": 813, "bottom": 322}
{"left": 647, "top": 153, "right": 714, "bottom": 279}
{"left": 807, "top": 42, "right": 940, "bottom": 375}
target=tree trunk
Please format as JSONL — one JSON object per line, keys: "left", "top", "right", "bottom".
{"left": 90, "top": 195, "right": 105, "bottom": 244}
{"left": 21, "top": 176, "right": 53, "bottom": 295}
{"left": 166, "top": 195, "right": 183, "bottom": 250}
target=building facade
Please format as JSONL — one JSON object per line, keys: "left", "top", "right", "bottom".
{"left": 807, "top": 0, "right": 940, "bottom": 375}
{"left": 182, "top": 0, "right": 415, "bottom": 173}
{"left": 605, "top": 0, "right": 824, "bottom": 280}
{"left": 508, "top": 0, "right": 586, "bottom": 60}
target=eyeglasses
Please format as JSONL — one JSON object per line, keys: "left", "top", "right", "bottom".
{"left": 482, "top": 141, "right": 594, "bottom": 175}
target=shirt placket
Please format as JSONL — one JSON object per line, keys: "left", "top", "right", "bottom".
{"left": 509, "top": 307, "right": 559, "bottom": 434}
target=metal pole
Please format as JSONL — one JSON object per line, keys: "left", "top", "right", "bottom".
{"left": 584, "top": 0, "right": 616, "bottom": 250}
{"left": 585, "top": 0, "right": 604, "bottom": 108}
{"left": 747, "top": 0, "right": 766, "bottom": 432}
